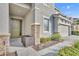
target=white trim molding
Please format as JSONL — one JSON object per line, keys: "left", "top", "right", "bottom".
{"left": 43, "top": 16, "right": 50, "bottom": 33}
{"left": 10, "top": 16, "right": 23, "bottom": 20}
{"left": 31, "top": 23, "right": 40, "bottom": 25}
{"left": 0, "top": 33, "right": 10, "bottom": 37}
{"left": 11, "top": 3, "right": 31, "bottom": 10}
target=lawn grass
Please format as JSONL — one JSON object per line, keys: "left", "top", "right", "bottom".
{"left": 58, "top": 40, "right": 79, "bottom": 56}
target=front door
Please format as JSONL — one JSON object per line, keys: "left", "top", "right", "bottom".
{"left": 10, "top": 19, "right": 22, "bottom": 38}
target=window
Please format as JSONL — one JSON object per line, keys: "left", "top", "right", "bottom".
{"left": 43, "top": 17, "right": 49, "bottom": 32}
{"left": 61, "top": 19, "right": 64, "bottom": 22}
{"left": 68, "top": 21, "right": 70, "bottom": 24}
{"left": 65, "top": 20, "right": 67, "bottom": 23}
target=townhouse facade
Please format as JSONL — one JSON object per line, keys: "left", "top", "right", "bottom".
{"left": 35, "top": 3, "right": 73, "bottom": 38}
{"left": 54, "top": 13, "right": 73, "bottom": 37}
{"left": 72, "top": 18, "right": 79, "bottom": 31}
{"left": 0, "top": 3, "right": 73, "bottom": 48}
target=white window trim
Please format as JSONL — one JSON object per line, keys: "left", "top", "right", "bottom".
{"left": 35, "top": 7, "right": 40, "bottom": 10}
{"left": 43, "top": 16, "right": 50, "bottom": 33}
{"left": 43, "top": 3, "right": 48, "bottom": 7}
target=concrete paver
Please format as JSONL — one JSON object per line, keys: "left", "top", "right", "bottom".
{"left": 9, "top": 35, "right": 79, "bottom": 56}
{"left": 38, "top": 35, "right": 79, "bottom": 56}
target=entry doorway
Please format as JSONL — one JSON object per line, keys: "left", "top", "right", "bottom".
{"left": 9, "top": 18, "right": 22, "bottom": 38}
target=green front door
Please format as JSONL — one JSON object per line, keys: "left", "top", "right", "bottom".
{"left": 10, "top": 19, "right": 22, "bottom": 38}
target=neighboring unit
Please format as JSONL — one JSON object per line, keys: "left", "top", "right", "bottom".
{"left": 72, "top": 18, "right": 79, "bottom": 31}
{"left": 34, "top": 3, "right": 73, "bottom": 39}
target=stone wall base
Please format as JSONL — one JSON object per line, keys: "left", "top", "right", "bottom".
{"left": 0, "top": 33, "right": 10, "bottom": 56}
{"left": 31, "top": 23, "right": 40, "bottom": 45}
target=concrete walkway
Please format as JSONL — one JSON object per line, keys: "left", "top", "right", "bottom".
{"left": 10, "top": 38, "right": 24, "bottom": 47}
{"left": 38, "top": 35, "right": 79, "bottom": 56}
{"left": 7, "top": 47, "right": 40, "bottom": 56}
{"left": 9, "top": 35, "right": 79, "bottom": 56}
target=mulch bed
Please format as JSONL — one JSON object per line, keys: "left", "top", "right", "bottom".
{"left": 6, "top": 51, "right": 17, "bottom": 56}
{"left": 32, "top": 40, "right": 63, "bottom": 51}
{"left": 0, "top": 51, "right": 17, "bottom": 56}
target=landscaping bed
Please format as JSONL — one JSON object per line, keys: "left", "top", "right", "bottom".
{"left": 6, "top": 51, "right": 17, "bottom": 56}
{"left": 33, "top": 40, "right": 62, "bottom": 51}
{"left": 58, "top": 41, "right": 79, "bottom": 56}
{"left": 33, "top": 32, "right": 64, "bottom": 51}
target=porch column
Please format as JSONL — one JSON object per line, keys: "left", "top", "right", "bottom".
{"left": 31, "top": 23, "right": 40, "bottom": 45}
{"left": 0, "top": 4, "right": 10, "bottom": 47}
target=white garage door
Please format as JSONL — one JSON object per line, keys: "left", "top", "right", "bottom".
{"left": 58, "top": 25, "right": 69, "bottom": 37}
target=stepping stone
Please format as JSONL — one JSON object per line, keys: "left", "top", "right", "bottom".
{"left": 6, "top": 51, "right": 17, "bottom": 56}
{"left": 0, "top": 51, "right": 5, "bottom": 56}
{"left": 7, "top": 47, "right": 39, "bottom": 56}
{"left": 17, "top": 47, "right": 39, "bottom": 56}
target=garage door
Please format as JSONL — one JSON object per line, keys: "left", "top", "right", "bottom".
{"left": 58, "top": 25, "right": 69, "bottom": 37}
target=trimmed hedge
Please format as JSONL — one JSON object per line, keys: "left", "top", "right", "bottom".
{"left": 40, "top": 37, "right": 51, "bottom": 43}
{"left": 51, "top": 32, "right": 61, "bottom": 41}
{"left": 58, "top": 47, "right": 79, "bottom": 56}
{"left": 72, "top": 31, "right": 79, "bottom": 35}
{"left": 74, "top": 41, "right": 79, "bottom": 49}
{"left": 40, "top": 32, "right": 63, "bottom": 44}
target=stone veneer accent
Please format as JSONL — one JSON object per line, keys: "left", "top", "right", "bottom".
{"left": 0, "top": 33, "right": 10, "bottom": 46}
{"left": 0, "top": 38, "right": 5, "bottom": 56}
{"left": 0, "top": 33, "right": 10, "bottom": 56}
{"left": 31, "top": 23, "right": 40, "bottom": 45}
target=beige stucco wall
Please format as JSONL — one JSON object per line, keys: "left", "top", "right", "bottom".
{"left": 22, "top": 10, "right": 33, "bottom": 35}
{"left": 35, "top": 3, "right": 55, "bottom": 38}
{"left": 0, "top": 4, "right": 9, "bottom": 34}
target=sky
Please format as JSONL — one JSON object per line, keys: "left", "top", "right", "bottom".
{"left": 55, "top": 3, "right": 79, "bottom": 18}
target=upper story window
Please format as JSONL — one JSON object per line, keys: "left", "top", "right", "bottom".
{"left": 43, "top": 17, "right": 49, "bottom": 32}
{"left": 68, "top": 21, "right": 70, "bottom": 24}
{"left": 65, "top": 20, "right": 67, "bottom": 23}
{"left": 61, "top": 19, "right": 64, "bottom": 22}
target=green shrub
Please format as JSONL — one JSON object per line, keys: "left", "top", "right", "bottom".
{"left": 58, "top": 47, "right": 65, "bottom": 56}
{"left": 58, "top": 47, "right": 79, "bottom": 56}
{"left": 58, "top": 41, "right": 79, "bottom": 56}
{"left": 40, "top": 37, "right": 51, "bottom": 43}
{"left": 51, "top": 32, "right": 61, "bottom": 40}
{"left": 72, "top": 31, "right": 79, "bottom": 35}
{"left": 74, "top": 41, "right": 79, "bottom": 49}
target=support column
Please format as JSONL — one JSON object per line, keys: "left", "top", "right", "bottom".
{"left": 31, "top": 23, "right": 40, "bottom": 45}
{"left": 0, "top": 3, "right": 10, "bottom": 55}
